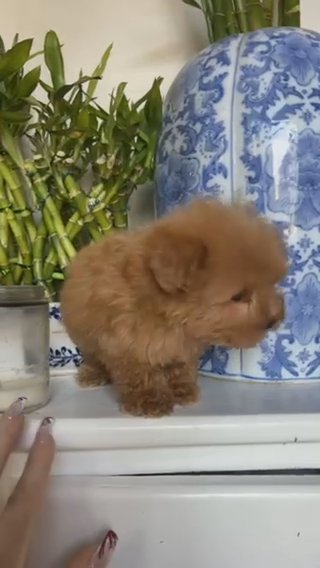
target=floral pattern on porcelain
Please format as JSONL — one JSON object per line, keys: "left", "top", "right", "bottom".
{"left": 156, "top": 27, "right": 320, "bottom": 381}
{"left": 49, "top": 303, "right": 82, "bottom": 370}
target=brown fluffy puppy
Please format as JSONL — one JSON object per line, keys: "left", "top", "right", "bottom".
{"left": 61, "top": 199, "right": 287, "bottom": 417}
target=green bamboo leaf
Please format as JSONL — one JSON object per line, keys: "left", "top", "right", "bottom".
{"left": 116, "top": 94, "right": 130, "bottom": 121}
{"left": 44, "top": 30, "right": 65, "bottom": 91}
{"left": 0, "top": 36, "right": 5, "bottom": 55}
{"left": 39, "top": 79, "right": 54, "bottom": 94}
{"left": 282, "top": 0, "right": 300, "bottom": 26}
{"left": 45, "top": 126, "right": 91, "bottom": 136}
{"left": 110, "top": 82, "right": 127, "bottom": 113}
{"left": 0, "top": 110, "right": 31, "bottom": 123}
{"left": 12, "top": 33, "right": 19, "bottom": 47}
{"left": 287, "top": 5, "right": 300, "bottom": 14}
{"left": 66, "top": 69, "right": 84, "bottom": 103}
{"left": 28, "top": 49, "right": 44, "bottom": 61}
{"left": 0, "top": 123, "right": 25, "bottom": 168}
{"left": 0, "top": 39, "right": 33, "bottom": 81}
{"left": 17, "top": 66, "right": 41, "bottom": 97}
{"left": 133, "top": 76, "right": 163, "bottom": 109}
{"left": 91, "top": 102, "right": 109, "bottom": 120}
{"left": 25, "top": 95, "right": 48, "bottom": 111}
{"left": 5, "top": 71, "right": 21, "bottom": 97}
{"left": 144, "top": 78, "right": 163, "bottom": 131}
{"left": 53, "top": 75, "right": 99, "bottom": 101}
{"left": 70, "top": 90, "right": 83, "bottom": 119}
{"left": 76, "top": 108, "right": 90, "bottom": 128}
{"left": 88, "top": 112, "right": 98, "bottom": 131}
{"left": 182, "top": 0, "right": 201, "bottom": 8}
{"left": 87, "top": 43, "right": 113, "bottom": 99}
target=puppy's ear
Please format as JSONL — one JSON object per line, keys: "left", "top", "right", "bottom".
{"left": 147, "top": 229, "right": 208, "bottom": 294}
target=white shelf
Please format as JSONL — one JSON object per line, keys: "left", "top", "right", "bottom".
{"left": 8, "top": 375, "right": 320, "bottom": 476}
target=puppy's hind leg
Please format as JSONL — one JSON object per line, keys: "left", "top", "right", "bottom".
{"left": 77, "top": 354, "right": 112, "bottom": 388}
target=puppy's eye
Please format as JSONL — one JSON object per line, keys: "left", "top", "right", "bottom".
{"left": 231, "top": 290, "right": 248, "bottom": 302}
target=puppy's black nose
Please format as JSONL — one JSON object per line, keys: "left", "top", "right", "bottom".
{"left": 266, "top": 318, "right": 277, "bottom": 330}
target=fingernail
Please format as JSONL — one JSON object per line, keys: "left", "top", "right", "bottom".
{"left": 37, "top": 416, "right": 55, "bottom": 442}
{"left": 89, "top": 530, "right": 118, "bottom": 567}
{"left": 4, "top": 396, "right": 27, "bottom": 419}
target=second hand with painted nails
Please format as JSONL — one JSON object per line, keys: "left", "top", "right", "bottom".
{"left": 89, "top": 530, "right": 119, "bottom": 568}
{"left": 0, "top": 399, "right": 119, "bottom": 567}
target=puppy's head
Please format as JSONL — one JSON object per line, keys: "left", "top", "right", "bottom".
{"left": 144, "top": 200, "right": 288, "bottom": 350}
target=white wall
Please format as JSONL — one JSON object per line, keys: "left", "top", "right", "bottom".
{"left": 3, "top": 0, "right": 317, "bottom": 225}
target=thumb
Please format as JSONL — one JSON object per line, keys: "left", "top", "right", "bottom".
{"left": 67, "top": 531, "right": 118, "bottom": 568}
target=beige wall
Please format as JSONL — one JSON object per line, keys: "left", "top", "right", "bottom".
{"left": 301, "top": 0, "right": 320, "bottom": 30}
{"left": 3, "top": 0, "right": 207, "bottom": 99}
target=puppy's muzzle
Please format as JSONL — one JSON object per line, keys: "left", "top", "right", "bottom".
{"left": 265, "top": 292, "right": 285, "bottom": 331}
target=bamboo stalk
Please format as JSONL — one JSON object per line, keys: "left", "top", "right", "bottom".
{"left": 0, "top": 242, "right": 13, "bottom": 285}
{"left": 52, "top": 271, "right": 65, "bottom": 281}
{"left": 32, "top": 221, "right": 47, "bottom": 286}
{"left": 43, "top": 248, "right": 58, "bottom": 284}
{"left": 32, "top": 222, "right": 55, "bottom": 299}
{"left": 263, "top": 0, "right": 273, "bottom": 25}
{"left": 245, "top": 0, "right": 267, "bottom": 30}
{"left": 6, "top": 208, "right": 33, "bottom": 284}
{"left": 63, "top": 183, "right": 112, "bottom": 241}
{"left": 65, "top": 212, "right": 84, "bottom": 240}
{"left": 42, "top": 206, "right": 69, "bottom": 271}
{"left": 225, "top": 0, "right": 239, "bottom": 34}
{"left": 25, "top": 161, "right": 76, "bottom": 260}
{"left": 63, "top": 173, "right": 101, "bottom": 241}
{"left": 272, "top": 0, "right": 281, "bottom": 26}
{"left": 0, "top": 178, "right": 10, "bottom": 251}
{"left": 109, "top": 197, "right": 128, "bottom": 229}
{"left": 200, "top": 0, "right": 216, "bottom": 42}
{"left": 233, "top": 0, "right": 249, "bottom": 32}
{"left": 282, "top": 0, "right": 300, "bottom": 26}
{"left": 1, "top": 179, "right": 33, "bottom": 285}
{"left": 211, "top": 0, "right": 228, "bottom": 41}
{"left": 0, "top": 157, "right": 37, "bottom": 243}
{"left": 89, "top": 203, "right": 113, "bottom": 234}
{"left": 7, "top": 232, "right": 22, "bottom": 285}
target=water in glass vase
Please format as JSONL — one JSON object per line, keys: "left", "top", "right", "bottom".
{"left": 0, "top": 287, "right": 50, "bottom": 412}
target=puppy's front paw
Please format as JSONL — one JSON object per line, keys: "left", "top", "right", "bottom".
{"left": 121, "top": 388, "right": 175, "bottom": 417}
{"left": 171, "top": 382, "right": 200, "bottom": 406}
{"left": 77, "top": 361, "right": 111, "bottom": 388}
{"left": 166, "top": 363, "right": 199, "bottom": 406}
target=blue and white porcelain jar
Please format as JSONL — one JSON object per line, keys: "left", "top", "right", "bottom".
{"left": 156, "top": 27, "right": 320, "bottom": 382}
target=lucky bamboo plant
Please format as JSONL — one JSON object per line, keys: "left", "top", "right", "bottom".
{"left": 182, "top": 0, "right": 300, "bottom": 43}
{"left": 0, "top": 32, "right": 163, "bottom": 299}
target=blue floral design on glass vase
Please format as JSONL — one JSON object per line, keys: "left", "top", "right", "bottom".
{"left": 156, "top": 27, "right": 320, "bottom": 382}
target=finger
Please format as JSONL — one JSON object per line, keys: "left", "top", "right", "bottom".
{"left": 0, "top": 397, "right": 26, "bottom": 475}
{"left": 12, "top": 416, "right": 56, "bottom": 511}
{"left": 67, "top": 530, "right": 118, "bottom": 568}
{"left": 0, "top": 415, "right": 55, "bottom": 568}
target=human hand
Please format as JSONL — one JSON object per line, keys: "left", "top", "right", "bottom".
{"left": 0, "top": 397, "right": 118, "bottom": 567}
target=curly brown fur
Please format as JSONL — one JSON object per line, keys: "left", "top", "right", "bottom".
{"left": 61, "top": 199, "right": 288, "bottom": 417}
